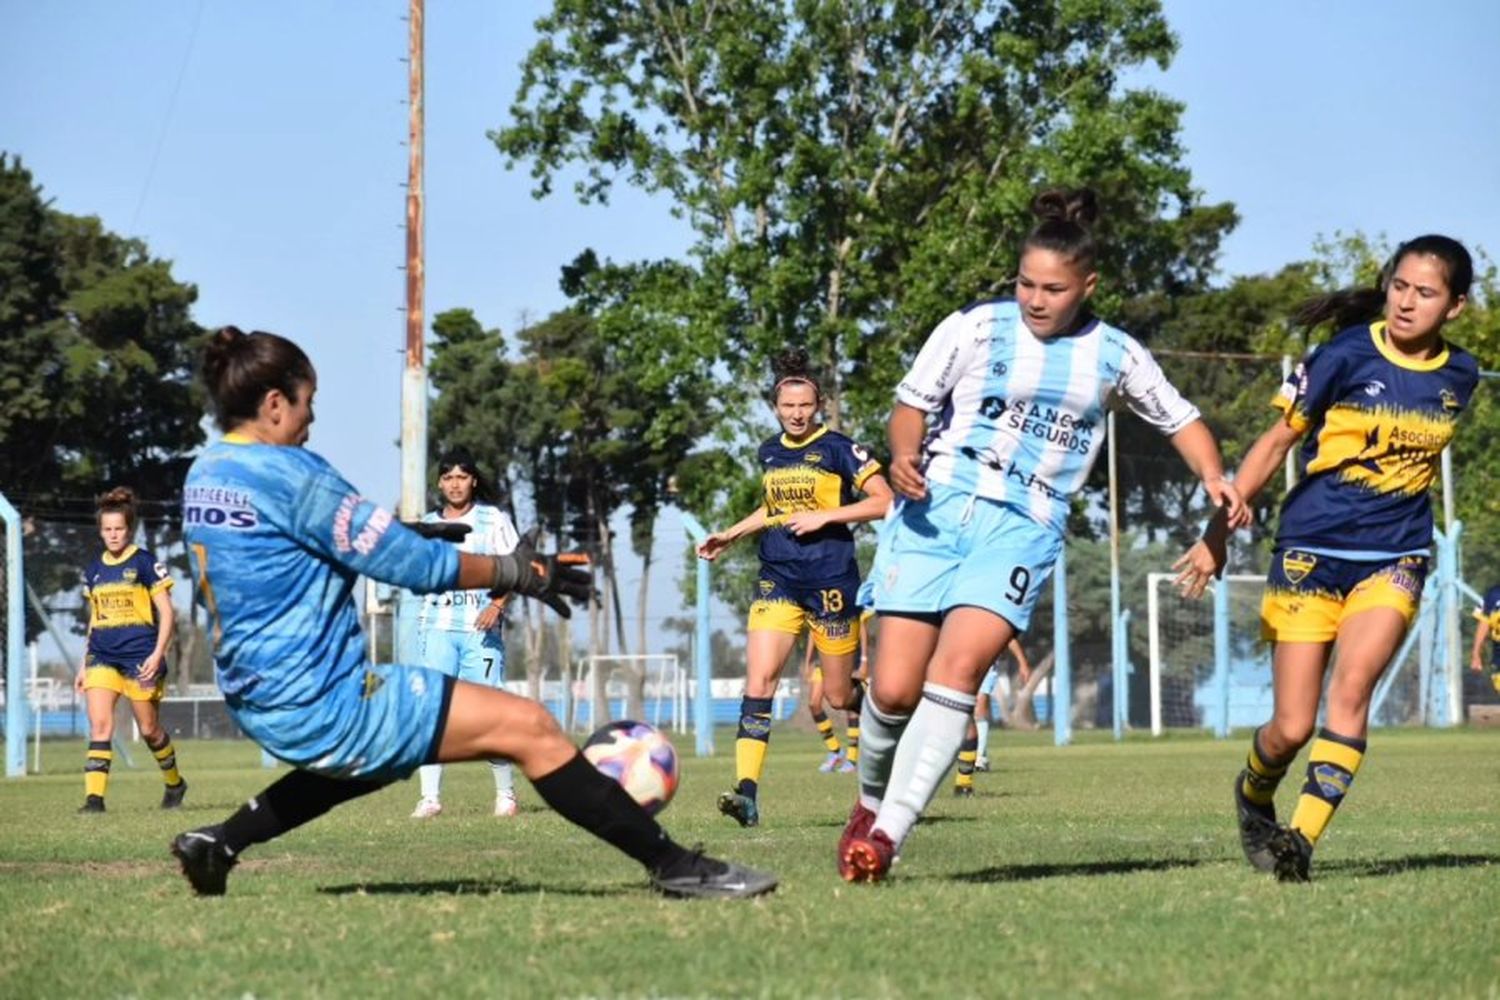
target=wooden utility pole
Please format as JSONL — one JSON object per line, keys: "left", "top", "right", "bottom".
{"left": 400, "top": 0, "right": 426, "bottom": 522}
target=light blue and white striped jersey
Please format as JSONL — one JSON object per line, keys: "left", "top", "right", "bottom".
{"left": 897, "top": 299, "right": 1199, "bottom": 535}
{"left": 183, "top": 436, "right": 460, "bottom": 709}
{"left": 416, "top": 503, "right": 519, "bottom": 631}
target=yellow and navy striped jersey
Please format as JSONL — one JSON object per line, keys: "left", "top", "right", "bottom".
{"left": 1273, "top": 322, "right": 1477, "bottom": 556}
{"left": 1477, "top": 586, "right": 1500, "bottom": 653}
{"left": 83, "top": 545, "right": 173, "bottom": 667}
{"left": 758, "top": 426, "right": 880, "bottom": 585}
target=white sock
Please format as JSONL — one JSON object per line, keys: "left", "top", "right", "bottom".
{"left": 873, "top": 682, "right": 976, "bottom": 847}
{"left": 856, "top": 691, "right": 911, "bottom": 812}
{"left": 491, "top": 760, "right": 514, "bottom": 795}
{"left": 976, "top": 718, "right": 991, "bottom": 759}
{"left": 417, "top": 763, "right": 443, "bottom": 800}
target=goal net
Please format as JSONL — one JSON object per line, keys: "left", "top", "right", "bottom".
{"left": 1145, "top": 573, "right": 1270, "bottom": 735}
{"left": 570, "top": 654, "right": 686, "bottom": 735}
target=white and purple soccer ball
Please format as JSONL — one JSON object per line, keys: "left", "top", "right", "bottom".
{"left": 582, "top": 720, "right": 680, "bottom": 816}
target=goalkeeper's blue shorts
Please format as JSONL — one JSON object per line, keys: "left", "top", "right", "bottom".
{"left": 228, "top": 663, "right": 454, "bottom": 780}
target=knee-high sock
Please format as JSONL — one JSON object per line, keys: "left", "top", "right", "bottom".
{"left": 84, "top": 740, "right": 112, "bottom": 799}
{"left": 532, "top": 752, "right": 681, "bottom": 871}
{"left": 845, "top": 681, "right": 864, "bottom": 764}
{"left": 975, "top": 718, "right": 991, "bottom": 760}
{"left": 222, "top": 769, "right": 391, "bottom": 855}
{"left": 734, "top": 696, "right": 774, "bottom": 799}
{"left": 954, "top": 731, "right": 978, "bottom": 790}
{"left": 873, "top": 682, "right": 976, "bottom": 847}
{"left": 491, "top": 760, "right": 514, "bottom": 794}
{"left": 1240, "top": 725, "right": 1292, "bottom": 815}
{"left": 856, "top": 691, "right": 911, "bottom": 812}
{"left": 145, "top": 731, "right": 183, "bottom": 787}
{"left": 812, "top": 710, "right": 842, "bottom": 753}
{"left": 1289, "top": 728, "right": 1366, "bottom": 845}
{"left": 417, "top": 763, "right": 444, "bottom": 800}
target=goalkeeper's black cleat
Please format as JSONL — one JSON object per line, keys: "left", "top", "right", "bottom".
{"left": 77, "top": 795, "right": 105, "bottom": 814}
{"left": 1234, "top": 771, "right": 1278, "bottom": 873}
{"left": 651, "top": 845, "right": 777, "bottom": 900}
{"left": 161, "top": 779, "right": 188, "bottom": 810}
{"left": 171, "top": 825, "right": 237, "bottom": 896}
{"left": 1270, "top": 826, "right": 1313, "bottom": 883}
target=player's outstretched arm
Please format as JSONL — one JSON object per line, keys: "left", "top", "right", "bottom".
{"left": 697, "top": 506, "right": 771, "bottom": 561}
{"left": 453, "top": 541, "right": 592, "bottom": 619}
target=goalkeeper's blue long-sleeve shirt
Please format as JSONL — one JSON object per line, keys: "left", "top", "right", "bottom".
{"left": 183, "top": 434, "right": 459, "bottom": 711}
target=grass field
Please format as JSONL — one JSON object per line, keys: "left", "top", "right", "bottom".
{"left": 3, "top": 727, "right": 1499, "bottom": 998}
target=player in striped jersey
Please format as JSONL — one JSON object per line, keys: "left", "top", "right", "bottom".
{"left": 1177, "top": 235, "right": 1479, "bottom": 882}
{"left": 411, "top": 450, "right": 522, "bottom": 819}
{"left": 839, "top": 188, "right": 1247, "bottom": 882}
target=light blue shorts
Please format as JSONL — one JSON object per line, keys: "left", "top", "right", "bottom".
{"left": 870, "top": 483, "right": 1063, "bottom": 632}
{"left": 978, "top": 666, "right": 1001, "bottom": 697}
{"left": 422, "top": 628, "right": 507, "bottom": 687}
{"left": 229, "top": 663, "right": 454, "bottom": 780}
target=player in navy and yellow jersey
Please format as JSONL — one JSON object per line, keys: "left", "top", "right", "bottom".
{"left": 697, "top": 348, "right": 892, "bottom": 827}
{"left": 74, "top": 486, "right": 186, "bottom": 813}
{"left": 1471, "top": 585, "right": 1500, "bottom": 693}
{"left": 1178, "top": 235, "right": 1479, "bottom": 882}
{"left": 167, "top": 327, "right": 774, "bottom": 900}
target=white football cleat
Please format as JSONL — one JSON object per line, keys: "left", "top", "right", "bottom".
{"left": 410, "top": 797, "right": 443, "bottom": 819}
{"left": 494, "top": 791, "right": 519, "bottom": 817}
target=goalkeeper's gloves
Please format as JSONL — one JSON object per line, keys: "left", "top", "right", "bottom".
{"left": 488, "top": 539, "right": 592, "bottom": 619}
{"left": 402, "top": 521, "right": 472, "bottom": 543}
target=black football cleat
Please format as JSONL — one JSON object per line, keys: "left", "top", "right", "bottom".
{"left": 650, "top": 846, "right": 777, "bottom": 900}
{"left": 953, "top": 784, "right": 975, "bottom": 798}
{"left": 1234, "top": 771, "right": 1278, "bottom": 873}
{"left": 716, "top": 790, "right": 760, "bottom": 828}
{"left": 77, "top": 795, "right": 105, "bottom": 814}
{"left": 171, "top": 825, "right": 237, "bottom": 896}
{"left": 1270, "top": 826, "right": 1313, "bottom": 883}
{"left": 161, "top": 780, "right": 188, "bottom": 810}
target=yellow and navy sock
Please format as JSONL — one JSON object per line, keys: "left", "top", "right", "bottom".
{"left": 955, "top": 732, "right": 978, "bottom": 790}
{"left": 146, "top": 731, "right": 183, "bottom": 787}
{"left": 734, "top": 696, "right": 774, "bottom": 801}
{"left": 812, "top": 710, "right": 842, "bottom": 754}
{"left": 1240, "top": 725, "right": 1290, "bottom": 817}
{"left": 84, "top": 740, "right": 112, "bottom": 800}
{"left": 845, "top": 681, "right": 863, "bottom": 764}
{"left": 1289, "top": 728, "right": 1365, "bottom": 846}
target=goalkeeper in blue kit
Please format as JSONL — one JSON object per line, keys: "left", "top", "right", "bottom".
{"left": 170, "top": 326, "right": 775, "bottom": 900}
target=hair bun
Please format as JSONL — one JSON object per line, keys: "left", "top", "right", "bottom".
{"left": 1030, "top": 187, "right": 1098, "bottom": 228}
{"left": 771, "top": 346, "right": 813, "bottom": 382}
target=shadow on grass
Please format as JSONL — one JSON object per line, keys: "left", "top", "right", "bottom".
{"left": 950, "top": 857, "right": 1206, "bottom": 883}
{"left": 318, "top": 877, "right": 629, "bottom": 898}
{"left": 808, "top": 813, "right": 983, "bottom": 829}
{"left": 1324, "top": 853, "right": 1500, "bottom": 878}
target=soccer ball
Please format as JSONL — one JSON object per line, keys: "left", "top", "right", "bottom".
{"left": 582, "top": 720, "right": 680, "bottom": 816}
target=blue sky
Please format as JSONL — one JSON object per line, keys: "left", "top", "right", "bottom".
{"left": 5, "top": 0, "right": 1498, "bottom": 647}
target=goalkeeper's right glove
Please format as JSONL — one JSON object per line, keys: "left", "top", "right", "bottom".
{"left": 488, "top": 540, "right": 592, "bottom": 619}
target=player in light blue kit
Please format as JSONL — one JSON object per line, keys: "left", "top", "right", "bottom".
{"left": 411, "top": 449, "right": 522, "bottom": 819}
{"left": 168, "top": 327, "right": 775, "bottom": 900}
{"left": 839, "top": 188, "right": 1248, "bottom": 882}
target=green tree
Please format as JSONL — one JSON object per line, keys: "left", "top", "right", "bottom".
{"left": 495, "top": 0, "right": 1236, "bottom": 459}
{"left": 1, "top": 154, "right": 206, "bottom": 645}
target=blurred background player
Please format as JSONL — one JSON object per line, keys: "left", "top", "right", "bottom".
{"left": 840, "top": 188, "right": 1246, "bottom": 882}
{"left": 1180, "top": 235, "right": 1479, "bottom": 882}
{"left": 954, "top": 638, "right": 1030, "bottom": 796}
{"left": 1470, "top": 583, "right": 1500, "bottom": 693}
{"left": 800, "top": 633, "right": 855, "bottom": 773}
{"left": 75, "top": 486, "right": 185, "bottom": 813}
{"left": 697, "top": 347, "right": 892, "bottom": 827}
{"left": 410, "top": 449, "right": 522, "bottom": 819}
{"left": 170, "top": 327, "right": 774, "bottom": 900}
